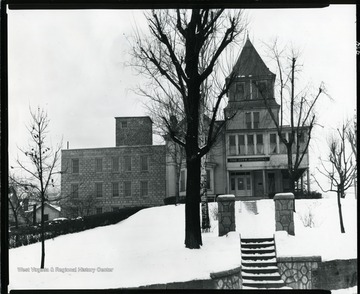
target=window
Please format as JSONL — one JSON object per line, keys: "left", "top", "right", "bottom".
{"left": 112, "top": 157, "right": 119, "bottom": 172}
{"left": 235, "top": 82, "right": 245, "bottom": 101}
{"left": 206, "top": 170, "right": 211, "bottom": 190}
{"left": 43, "top": 214, "right": 49, "bottom": 222}
{"left": 112, "top": 207, "right": 119, "bottom": 212}
{"left": 280, "top": 133, "right": 288, "bottom": 153}
{"left": 124, "top": 181, "right": 132, "bottom": 197}
{"left": 180, "top": 170, "right": 186, "bottom": 192}
{"left": 245, "top": 112, "right": 251, "bottom": 129}
{"left": 121, "top": 121, "right": 128, "bottom": 128}
{"left": 229, "top": 135, "right": 236, "bottom": 155}
{"left": 238, "top": 135, "right": 245, "bottom": 155}
{"left": 71, "top": 184, "right": 79, "bottom": 198}
{"left": 124, "top": 156, "right": 131, "bottom": 171}
{"left": 96, "top": 207, "right": 102, "bottom": 214}
{"left": 72, "top": 159, "right": 79, "bottom": 174}
{"left": 253, "top": 112, "right": 260, "bottom": 129}
{"left": 270, "top": 134, "right": 278, "bottom": 154}
{"left": 252, "top": 80, "right": 267, "bottom": 99}
{"left": 247, "top": 134, "right": 254, "bottom": 155}
{"left": 140, "top": 181, "right": 148, "bottom": 197}
{"left": 112, "top": 182, "right": 119, "bottom": 197}
{"left": 95, "top": 183, "right": 103, "bottom": 198}
{"left": 95, "top": 158, "right": 103, "bottom": 173}
{"left": 140, "top": 155, "right": 149, "bottom": 171}
{"left": 256, "top": 134, "right": 264, "bottom": 154}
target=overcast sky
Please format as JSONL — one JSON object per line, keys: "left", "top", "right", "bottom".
{"left": 7, "top": 5, "right": 356, "bottom": 191}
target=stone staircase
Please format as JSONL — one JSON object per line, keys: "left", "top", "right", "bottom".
{"left": 241, "top": 237, "right": 290, "bottom": 289}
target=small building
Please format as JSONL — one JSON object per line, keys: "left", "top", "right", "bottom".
{"left": 32, "top": 203, "right": 61, "bottom": 223}
{"left": 60, "top": 117, "right": 166, "bottom": 217}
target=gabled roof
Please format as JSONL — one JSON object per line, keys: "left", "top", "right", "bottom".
{"left": 231, "top": 38, "right": 275, "bottom": 78}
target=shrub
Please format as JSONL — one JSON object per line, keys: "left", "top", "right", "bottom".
{"left": 163, "top": 196, "right": 186, "bottom": 205}
{"left": 294, "top": 190, "right": 322, "bottom": 199}
{"left": 9, "top": 206, "right": 147, "bottom": 248}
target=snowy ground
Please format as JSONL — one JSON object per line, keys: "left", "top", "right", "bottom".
{"left": 9, "top": 195, "right": 357, "bottom": 292}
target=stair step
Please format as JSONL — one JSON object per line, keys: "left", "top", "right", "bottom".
{"left": 241, "top": 248, "right": 275, "bottom": 254}
{"left": 243, "top": 285, "right": 292, "bottom": 290}
{"left": 242, "top": 255, "right": 276, "bottom": 261}
{"left": 242, "top": 267, "right": 279, "bottom": 274}
{"left": 241, "top": 237, "right": 274, "bottom": 243}
{"left": 243, "top": 280, "right": 286, "bottom": 289}
{"left": 241, "top": 243, "right": 274, "bottom": 249}
{"left": 242, "top": 274, "right": 282, "bottom": 281}
{"left": 242, "top": 261, "right": 277, "bottom": 268}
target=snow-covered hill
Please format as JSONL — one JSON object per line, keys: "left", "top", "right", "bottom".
{"left": 9, "top": 196, "right": 357, "bottom": 291}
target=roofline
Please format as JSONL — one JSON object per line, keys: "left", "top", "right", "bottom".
{"left": 61, "top": 144, "right": 166, "bottom": 152}
{"left": 114, "top": 116, "right": 153, "bottom": 123}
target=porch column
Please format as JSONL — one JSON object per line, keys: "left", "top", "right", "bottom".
{"left": 307, "top": 168, "right": 310, "bottom": 193}
{"left": 262, "top": 169, "right": 267, "bottom": 197}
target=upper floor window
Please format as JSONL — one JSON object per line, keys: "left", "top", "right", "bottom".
{"left": 235, "top": 82, "right": 245, "bottom": 101}
{"left": 71, "top": 183, "right": 79, "bottom": 198}
{"left": 206, "top": 169, "right": 211, "bottom": 190}
{"left": 256, "top": 134, "right": 264, "bottom": 154}
{"left": 124, "top": 181, "right": 132, "bottom": 197}
{"left": 112, "top": 157, "right": 120, "bottom": 172}
{"left": 96, "top": 207, "right": 103, "bottom": 214}
{"left": 72, "top": 159, "right": 79, "bottom": 174}
{"left": 229, "top": 135, "right": 237, "bottom": 155}
{"left": 180, "top": 170, "right": 186, "bottom": 192}
{"left": 245, "top": 112, "right": 260, "bottom": 129}
{"left": 95, "top": 158, "right": 103, "bottom": 173}
{"left": 124, "top": 156, "right": 132, "bottom": 171}
{"left": 112, "top": 182, "right": 119, "bottom": 197}
{"left": 95, "top": 182, "right": 103, "bottom": 198}
{"left": 140, "top": 155, "right": 149, "bottom": 171}
{"left": 252, "top": 80, "right": 268, "bottom": 99}
{"left": 247, "top": 134, "right": 255, "bottom": 155}
{"left": 140, "top": 181, "right": 149, "bottom": 197}
{"left": 270, "top": 133, "right": 278, "bottom": 154}
{"left": 253, "top": 112, "right": 260, "bottom": 129}
{"left": 238, "top": 135, "right": 246, "bottom": 155}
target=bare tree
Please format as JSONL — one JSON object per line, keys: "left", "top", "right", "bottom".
{"left": 14, "top": 107, "right": 62, "bottom": 268}
{"left": 347, "top": 116, "right": 357, "bottom": 199}
{"left": 314, "top": 122, "right": 356, "bottom": 233}
{"left": 132, "top": 9, "right": 245, "bottom": 248}
{"left": 257, "top": 41, "right": 326, "bottom": 194}
{"left": 8, "top": 174, "right": 33, "bottom": 228}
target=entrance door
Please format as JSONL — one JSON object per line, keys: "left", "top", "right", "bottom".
{"left": 268, "top": 172, "right": 275, "bottom": 196}
{"left": 230, "top": 172, "right": 252, "bottom": 197}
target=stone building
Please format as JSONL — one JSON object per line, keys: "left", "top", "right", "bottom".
{"left": 166, "top": 39, "right": 310, "bottom": 200}
{"left": 60, "top": 117, "right": 166, "bottom": 217}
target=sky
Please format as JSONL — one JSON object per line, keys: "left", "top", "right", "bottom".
{"left": 7, "top": 5, "right": 357, "bottom": 191}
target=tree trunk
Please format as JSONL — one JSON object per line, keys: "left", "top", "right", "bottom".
{"left": 185, "top": 156, "right": 202, "bottom": 249}
{"left": 337, "top": 190, "right": 345, "bottom": 233}
{"left": 40, "top": 195, "right": 45, "bottom": 268}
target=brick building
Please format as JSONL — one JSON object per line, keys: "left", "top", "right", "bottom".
{"left": 60, "top": 117, "right": 166, "bottom": 217}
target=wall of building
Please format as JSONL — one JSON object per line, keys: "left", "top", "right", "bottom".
{"left": 115, "top": 117, "right": 153, "bottom": 146}
{"left": 61, "top": 145, "right": 166, "bottom": 216}
{"left": 35, "top": 205, "right": 60, "bottom": 222}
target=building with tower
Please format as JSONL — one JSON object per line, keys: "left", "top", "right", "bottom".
{"left": 166, "top": 38, "right": 310, "bottom": 200}
{"left": 60, "top": 38, "right": 310, "bottom": 216}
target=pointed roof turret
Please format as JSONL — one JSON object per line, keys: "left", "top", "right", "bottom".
{"left": 231, "top": 39, "right": 274, "bottom": 77}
